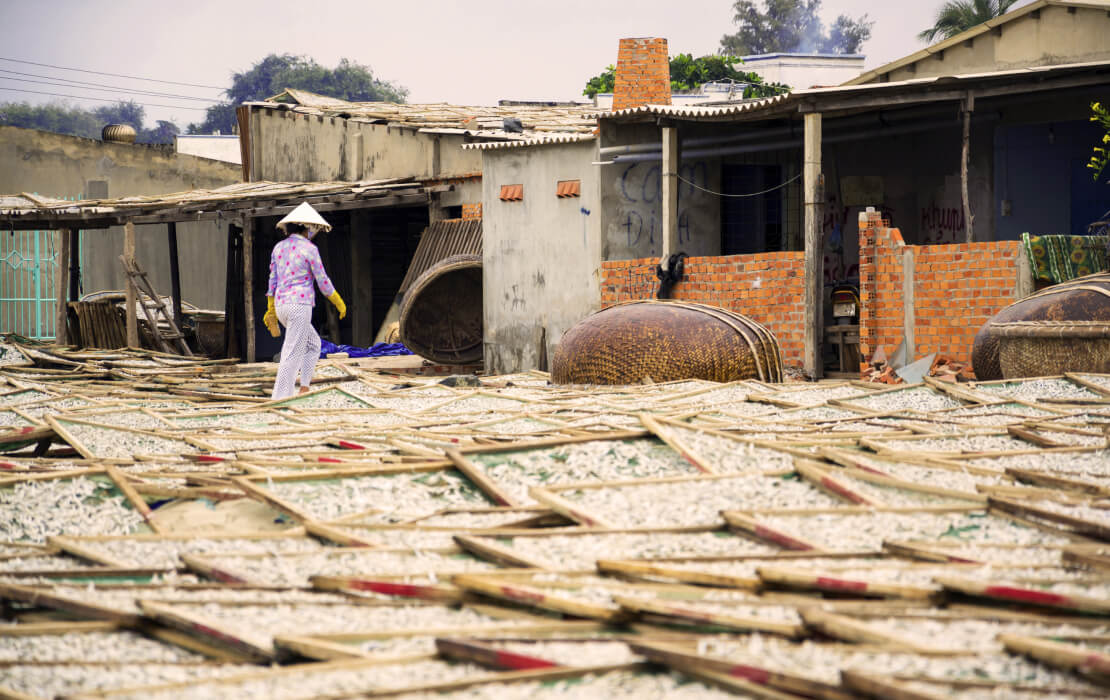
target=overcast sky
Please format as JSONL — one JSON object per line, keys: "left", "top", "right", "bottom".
{"left": 0, "top": 0, "right": 1034, "bottom": 130}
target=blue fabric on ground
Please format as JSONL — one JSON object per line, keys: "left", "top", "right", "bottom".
{"left": 319, "top": 339, "right": 413, "bottom": 359}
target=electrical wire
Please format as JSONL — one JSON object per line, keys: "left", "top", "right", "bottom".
{"left": 677, "top": 172, "right": 802, "bottom": 198}
{"left": 0, "top": 87, "right": 212, "bottom": 111}
{"left": 0, "top": 56, "right": 224, "bottom": 89}
{"left": 0, "top": 69, "right": 220, "bottom": 102}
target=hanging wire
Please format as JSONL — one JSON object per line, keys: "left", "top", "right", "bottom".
{"left": 676, "top": 172, "right": 802, "bottom": 198}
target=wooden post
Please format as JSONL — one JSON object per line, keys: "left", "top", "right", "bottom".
{"left": 242, "top": 217, "right": 255, "bottom": 363}
{"left": 961, "top": 92, "right": 975, "bottom": 243}
{"left": 661, "top": 124, "right": 680, "bottom": 265}
{"left": 68, "top": 228, "right": 80, "bottom": 302}
{"left": 123, "top": 221, "right": 138, "bottom": 348}
{"left": 54, "top": 229, "right": 70, "bottom": 345}
{"left": 167, "top": 222, "right": 183, "bottom": 331}
{"left": 803, "top": 112, "right": 823, "bottom": 379}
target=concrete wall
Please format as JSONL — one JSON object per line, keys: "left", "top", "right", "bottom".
{"left": 249, "top": 108, "right": 481, "bottom": 181}
{"left": 0, "top": 126, "right": 241, "bottom": 310}
{"left": 481, "top": 140, "right": 601, "bottom": 373}
{"left": 877, "top": 4, "right": 1110, "bottom": 83}
{"left": 248, "top": 107, "right": 483, "bottom": 218}
{"left": 598, "top": 121, "right": 722, "bottom": 261}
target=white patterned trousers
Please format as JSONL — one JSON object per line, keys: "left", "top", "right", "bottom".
{"left": 271, "top": 303, "right": 321, "bottom": 400}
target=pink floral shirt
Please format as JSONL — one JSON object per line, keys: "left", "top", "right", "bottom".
{"left": 266, "top": 234, "right": 335, "bottom": 306}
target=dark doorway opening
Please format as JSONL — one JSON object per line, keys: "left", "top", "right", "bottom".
{"left": 721, "top": 164, "right": 783, "bottom": 255}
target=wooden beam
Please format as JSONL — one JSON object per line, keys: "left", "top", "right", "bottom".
{"left": 803, "top": 112, "right": 823, "bottom": 380}
{"left": 242, "top": 216, "right": 255, "bottom": 363}
{"left": 661, "top": 125, "right": 680, "bottom": 265}
{"left": 167, "top": 222, "right": 183, "bottom": 330}
{"left": 961, "top": 92, "right": 975, "bottom": 243}
{"left": 123, "top": 221, "right": 138, "bottom": 348}
{"left": 68, "top": 228, "right": 80, "bottom": 302}
{"left": 0, "top": 189, "right": 447, "bottom": 231}
{"left": 54, "top": 229, "right": 70, "bottom": 345}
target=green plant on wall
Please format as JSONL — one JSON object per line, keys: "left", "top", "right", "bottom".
{"left": 1088, "top": 101, "right": 1110, "bottom": 184}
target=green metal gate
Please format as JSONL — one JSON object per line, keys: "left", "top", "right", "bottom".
{"left": 1, "top": 196, "right": 81, "bottom": 340}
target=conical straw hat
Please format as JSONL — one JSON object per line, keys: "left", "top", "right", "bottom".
{"left": 277, "top": 202, "right": 332, "bottom": 233}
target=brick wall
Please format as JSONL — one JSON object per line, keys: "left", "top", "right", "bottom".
{"left": 858, "top": 209, "right": 1023, "bottom": 367}
{"left": 599, "top": 253, "right": 807, "bottom": 365}
{"left": 612, "top": 38, "right": 672, "bottom": 112}
{"left": 461, "top": 203, "right": 482, "bottom": 220}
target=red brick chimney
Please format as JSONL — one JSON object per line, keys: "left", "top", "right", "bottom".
{"left": 612, "top": 38, "right": 672, "bottom": 111}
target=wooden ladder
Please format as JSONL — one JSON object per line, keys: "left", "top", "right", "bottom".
{"left": 118, "top": 255, "right": 193, "bottom": 356}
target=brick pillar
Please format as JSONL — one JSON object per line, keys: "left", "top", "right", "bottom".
{"left": 612, "top": 38, "right": 672, "bottom": 111}
{"left": 857, "top": 208, "right": 884, "bottom": 362}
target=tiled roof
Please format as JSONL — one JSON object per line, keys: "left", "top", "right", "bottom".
{"left": 256, "top": 89, "right": 598, "bottom": 142}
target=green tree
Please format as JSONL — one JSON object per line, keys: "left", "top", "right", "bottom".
{"left": 918, "top": 0, "right": 1020, "bottom": 43}
{"left": 189, "top": 54, "right": 408, "bottom": 134}
{"left": 582, "top": 54, "right": 789, "bottom": 99}
{"left": 0, "top": 101, "right": 101, "bottom": 138}
{"left": 0, "top": 100, "right": 179, "bottom": 144}
{"left": 720, "top": 0, "right": 873, "bottom": 56}
{"left": 93, "top": 100, "right": 145, "bottom": 132}
{"left": 1088, "top": 101, "right": 1110, "bottom": 184}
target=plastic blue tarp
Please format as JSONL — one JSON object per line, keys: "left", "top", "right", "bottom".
{"left": 319, "top": 339, "right": 413, "bottom": 359}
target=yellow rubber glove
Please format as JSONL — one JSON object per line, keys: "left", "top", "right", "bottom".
{"left": 262, "top": 296, "right": 280, "bottom": 337}
{"left": 327, "top": 291, "right": 347, "bottom": 320}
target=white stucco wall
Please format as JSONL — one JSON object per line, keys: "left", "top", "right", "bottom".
{"left": 174, "top": 135, "right": 242, "bottom": 164}
{"left": 481, "top": 140, "right": 601, "bottom": 373}
{"left": 741, "top": 54, "right": 865, "bottom": 89}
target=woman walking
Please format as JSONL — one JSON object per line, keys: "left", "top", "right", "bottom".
{"left": 262, "top": 202, "right": 346, "bottom": 400}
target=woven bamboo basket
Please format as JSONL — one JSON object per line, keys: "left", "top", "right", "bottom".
{"left": 551, "top": 300, "right": 783, "bottom": 385}
{"left": 972, "top": 271, "right": 1110, "bottom": 380}
{"left": 994, "top": 321, "right": 1110, "bottom": 377}
{"left": 399, "top": 254, "right": 483, "bottom": 364}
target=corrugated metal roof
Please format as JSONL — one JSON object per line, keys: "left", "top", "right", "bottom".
{"left": 599, "top": 60, "right": 1110, "bottom": 122}
{"left": 461, "top": 133, "right": 597, "bottom": 151}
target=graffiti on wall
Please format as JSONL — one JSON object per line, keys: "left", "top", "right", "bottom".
{"left": 613, "top": 161, "right": 709, "bottom": 255}
{"left": 920, "top": 202, "right": 966, "bottom": 244}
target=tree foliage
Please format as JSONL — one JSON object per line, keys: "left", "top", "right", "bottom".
{"left": 189, "top": 54, "right": 409, "bottom": 134}
{"left": 583, "top": 53, "right": 790, "bottom": 99}
{"left": 1088, "top": 101, "right": 1110, "bottom": 184}
{"left": 918, "top": 0, "right": 1020, "bottom": 43}
{"left": 720, "top": 0, "right": 873, "bottom": 56}
{"left": 0, "top": 99, "right": 180, "bottom": 143}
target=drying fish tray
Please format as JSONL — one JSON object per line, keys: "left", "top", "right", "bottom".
{"left": 723, "top": 506, "right": 1079, "bottom": 552}
{"left": 597, "top": 552, "right": 881, "bottom": 589}
{"left": 532, "top": 469, "right": 825, "bottom": 529}
{"left": 233, "top": 464, "right": 495, "bottom": 524}
{"left": 455, "top": 527, "right": 780, "bottom": 570}
{"left": 1000, "top": 633, "right": 1110, "bottom": 685}
{"left": 274, "top": 619, "right": 606, "bottom": 661}
{"left": 934, "top": 574, "right": 1110, "bottom": 615}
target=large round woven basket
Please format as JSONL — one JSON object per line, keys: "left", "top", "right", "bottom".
{"left": 972, "top": 271, "right": 1110, "bottom": 380}
{"left": 993, "top": 321, "right": 1110, "bottom": 377}
{"left": 399, "top": 254, "right": 483, "bottom": 364}
{"left": 551, "top": 300, "right": 783, "bottom": 385}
